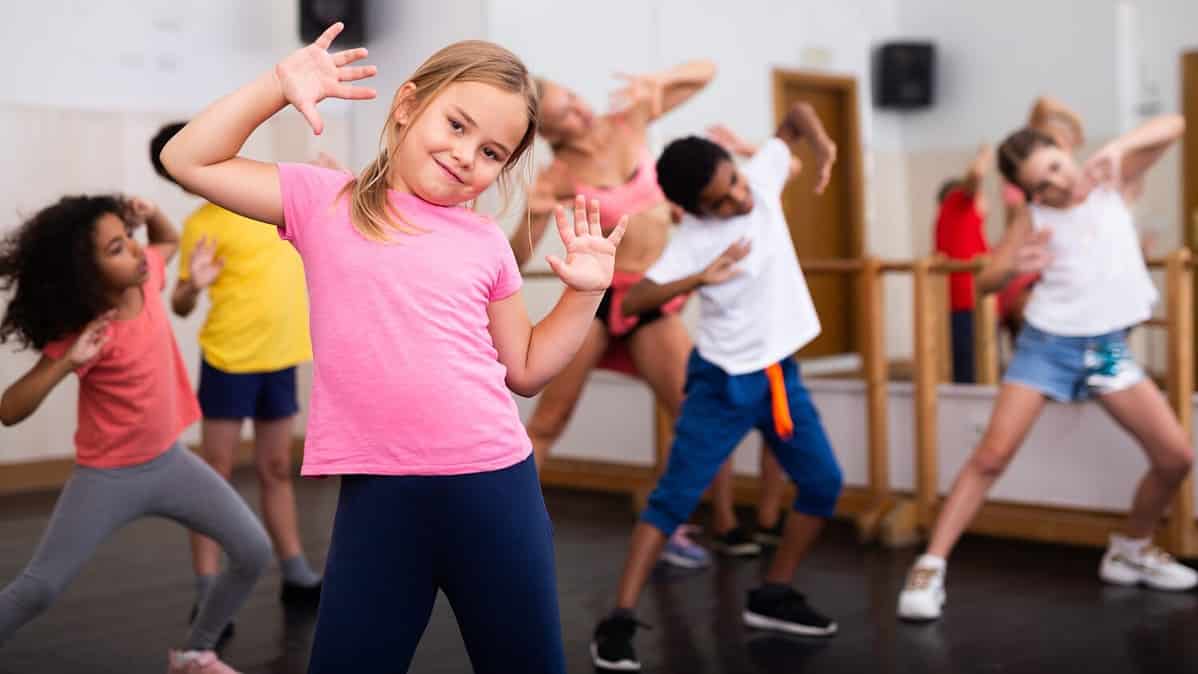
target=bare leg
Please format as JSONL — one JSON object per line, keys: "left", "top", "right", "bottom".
{"left": 757, "top": 447, "right": 788, "bottom": 529}
{"left": 1098, "top": 380, "right": 1194, "bottom": 538}
{"left": 190, "top": 419, "right": 242, "bottom": 577}
{"left": 253, "top": 416, "right": 302, "bottom": 560}
{"left": 525, "top": 320, "right": 608, "bottom": 468}
{"left": 616, "top": 523, "right": 669, "bottom": 609}
{"left": 764, "top": 512, "right": 824, "bottom": 583}
{"left": 925, "top": 382, "right": 1046, "bottom": 559}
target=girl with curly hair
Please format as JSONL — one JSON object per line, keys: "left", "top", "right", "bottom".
{"left": 0, "top": 194, "right": 272, "bottom": 674}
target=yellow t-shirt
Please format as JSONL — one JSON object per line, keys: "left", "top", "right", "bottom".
{"left": 178, "top": 203, "right": 312, "bottom": 373}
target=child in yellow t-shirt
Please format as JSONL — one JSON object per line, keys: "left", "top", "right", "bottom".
{"left": 151, "top": 123, "right": 320, "bottom": 631}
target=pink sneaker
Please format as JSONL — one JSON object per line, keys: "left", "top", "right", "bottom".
{"left": 166, "top": 650, "right": 241, "bottom": 674}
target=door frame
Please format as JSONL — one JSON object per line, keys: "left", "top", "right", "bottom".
{"left": 771, "top": 68, "right": 867, "bottom": 352}
{"left": 1183, "top": 51, "right": 1198, "bottom": 387}
{"left": 772, "top": 69, "right": 866, "bottom": 263}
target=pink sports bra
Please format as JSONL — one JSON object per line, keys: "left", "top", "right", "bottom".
{"left": 573, "top": 149, "right": 665, "bottom": 230}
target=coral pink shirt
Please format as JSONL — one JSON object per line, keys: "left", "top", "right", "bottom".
{"left": 43, "top": 247, "right": 201, "bottom": 468}
{"left": 276, "top": 163, "right": 531, "bottom": 476}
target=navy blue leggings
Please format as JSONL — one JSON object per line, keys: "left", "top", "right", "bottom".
{"left": 308, "top": 456, "right": 564, "bottom": 674}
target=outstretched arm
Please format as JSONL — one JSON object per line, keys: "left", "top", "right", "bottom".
{"left": 0, "top": 314, "right": 113, "bottom": 426}
{"left": 612, "top": 60, "right": 717, "bottom": 127}
{"left": 1081, "top": 114, "right": 1185, "bottom": 192}
{"left": 622, "top": 238, "right": 751, "bottom": 316}
{"left": 1028, "top": 96, "right": 1086, "bottom": 151}
{"left": 160, "top": 23, "right": 376, "bottom": 226}
{"left": 776, "top": 102, "right": 837, "bottom": 193}
{"left": 490, "top": 198, "right": 627, "bottom": 396}
{"left": 959, "top": 144, "right": 994, "bottom": 196}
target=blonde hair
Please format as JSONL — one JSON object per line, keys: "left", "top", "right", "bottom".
{"left": 347, "top": 40, "right": 539, "bottom": 242}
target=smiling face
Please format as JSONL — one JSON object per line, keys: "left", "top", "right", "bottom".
{"left": 390, "top": 81, "right": 531, "bottom": 206}
{"left": 1017, "top": 144, "right": 1083, "bottom": 209}
{"left": 696, "top": 159, "right": 755, "bottom": 218}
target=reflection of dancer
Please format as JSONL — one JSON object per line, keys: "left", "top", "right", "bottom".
{"left": 151, "top": 124, "right": 323, "bottom": 636}
{"left": 162, "top": 26, "right": 623, "bottom": 673}
{"left": 899, "top": 113, "right": 1195, "bottom": 623}
{"left": 591, "top": 103, "right": 842, "bottom": 672}
{"left": 514, "top": 64, "right": 776, "bottom": 558}
{"left": 934, "top": 144, "right": 993, "bottom": 383}
{"left": 0, "top": 195, "right": 271, "bottom": 673}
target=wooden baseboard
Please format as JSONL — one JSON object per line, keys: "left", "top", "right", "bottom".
{"left": 0, "top": 439, "right": 306, "bottom": 496}
{"left": 541, "top": 456, "right": 1185, "bottom": 551}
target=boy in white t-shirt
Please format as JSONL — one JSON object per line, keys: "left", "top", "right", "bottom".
{"left": 590, "top": 104, "right": 843, "bottom": 672}
{"left": 898, "top": 114, "right": 1196, "bottom": 623}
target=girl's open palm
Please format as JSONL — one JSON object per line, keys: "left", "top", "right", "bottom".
{"left": 275, "top": 22, "right": 378, "bottom": 135}
{"left": 66, "top": 311, "right": 115, "bottom": 367}
{"left": 546, "top": 197, "right": 627, "bottom": 293}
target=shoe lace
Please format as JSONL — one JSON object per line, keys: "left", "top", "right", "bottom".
{"left": 906, "top": 566, "right": 940, "bottom": 590}
{"left": 1140, "top": 544, "right": 1175, "bottom": 566}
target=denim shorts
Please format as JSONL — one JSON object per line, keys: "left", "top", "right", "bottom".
{"left": 1003, "top": 324, "right": 1144, "bottom": 402}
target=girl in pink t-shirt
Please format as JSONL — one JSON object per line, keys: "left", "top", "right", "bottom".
{"left": 161, "top": 24, "right": 624, "bottom": 674}
{"left": 0, "top": 195, "right": 272, "bottom": 674}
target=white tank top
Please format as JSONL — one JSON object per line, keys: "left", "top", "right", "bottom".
{"left": 1023, "top": 187, "right": 1157, "bottom": 336}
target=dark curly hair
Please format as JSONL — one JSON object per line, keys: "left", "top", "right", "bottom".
{"left": 0, "top": 195, "right": 130, "bottom": 350}
{"left": 656, "top": 136, "right": 731, "bottom": 215}
{"left": 150, "top": 122, "right": 187, "bottom": 186}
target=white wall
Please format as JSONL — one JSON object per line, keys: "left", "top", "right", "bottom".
{"left": 0, "top": 1, "right": 351, "bottom": 463}
{"left": 346, "top": 0, "right": 487, "bottom": 171}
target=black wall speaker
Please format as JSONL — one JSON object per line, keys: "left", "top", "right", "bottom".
{"left": 300, "top": 0, "right": 366, "bottom": 45}
{"left": 874, "top": 42, "right": 935, "bottom": 109}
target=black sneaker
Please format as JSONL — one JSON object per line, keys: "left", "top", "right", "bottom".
{"left": 280, "top": 579, "right": 322, "bottom": 606}
{"left": 188, "top": 603, "right": 235, "bottom": 643}
{"left": 753, "top": 519, "right": 786, "bottom": 547}
{"left": 590, "top": 611, "right": 649, "bottom": 671}
{"left": 712, "top": 526, "right": 762, "bottom": 557}
{"left": 743, "top": 586, "right": 837, "bottom": 637}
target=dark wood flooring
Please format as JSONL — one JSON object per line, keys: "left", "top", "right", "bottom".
{"left": 1, "top": 470, "right": 1196, "bottom": 673}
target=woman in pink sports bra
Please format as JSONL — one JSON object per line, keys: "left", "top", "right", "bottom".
{"left": 510, "top": 63, "right": 782, "bottom": 552}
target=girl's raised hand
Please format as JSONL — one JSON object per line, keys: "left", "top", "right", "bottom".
{"left": 546, "top": 197, "right": 627, "bottom": 293}
{"left": 66, "top": 311, "right": 115, "bottom": 368}
{"left": 125, "top": 196, "right": 159, "bottom": 225}
{"left": 275, "top": 22, "right": 378, "bottom": 135}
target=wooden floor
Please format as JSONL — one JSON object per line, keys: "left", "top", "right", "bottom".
{"left": 1, "top": 469, "right": 1196, "bottom": 674}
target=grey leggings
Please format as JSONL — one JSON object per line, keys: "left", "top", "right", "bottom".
{"left": 0, "top": 442, "right": 272, "bottom": 650}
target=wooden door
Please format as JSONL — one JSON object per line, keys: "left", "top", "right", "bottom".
{"left": 773, "top": 70, "right": 865, "bottom": 358}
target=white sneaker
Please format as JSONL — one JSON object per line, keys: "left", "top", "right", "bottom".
{"left": 1099, "top": 541, "right": 1198, "bottom": 591}
{"left": 897, "top": 563, "right": 946, "bottom": 621}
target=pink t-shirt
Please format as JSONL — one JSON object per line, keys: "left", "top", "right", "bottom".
{"left": 277, "top": 163, "right": 531, "bottom": 476}
{"left": 43, "top": 247, "right": 201, "bottom": 468}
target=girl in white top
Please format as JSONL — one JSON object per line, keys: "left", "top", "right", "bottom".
{"left": 899, "top": 114, "right": 1195, "bottom": 622}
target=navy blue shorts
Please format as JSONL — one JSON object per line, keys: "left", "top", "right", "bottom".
{"left": 197, "top": 359, "right": 300, "bottom": 420}
{"left": 642, "top": 351, "right": 843, "bottom": 536}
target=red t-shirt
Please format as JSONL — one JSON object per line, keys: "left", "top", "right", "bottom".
{"left": 43, "top": 247, "right": 201, "bottom": 468}
{"left": 934, "top": 188, "right": 989, "bottom": 311}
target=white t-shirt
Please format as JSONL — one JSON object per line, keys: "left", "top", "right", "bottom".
{"left": 1024, "top": 186, "right": 1157, "bottom": 336}
{"left": 646, "top": 138, "right": 820, "bottom": 375}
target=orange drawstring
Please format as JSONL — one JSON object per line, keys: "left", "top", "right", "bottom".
{"left": 764, "top": 362, "right": 794, "bottom": 441}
